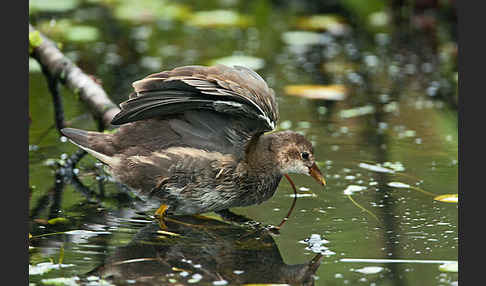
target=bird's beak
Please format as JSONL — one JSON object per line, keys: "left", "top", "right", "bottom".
{"left": 309, "top": 163, "right": 326, "bottom": 186}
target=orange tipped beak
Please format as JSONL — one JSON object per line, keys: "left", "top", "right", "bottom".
{"left": 309, "top": 163, "right": 326, "bottom": 186}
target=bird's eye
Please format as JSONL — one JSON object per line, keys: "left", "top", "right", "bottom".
{"left": 301, "top": 152, "right": 310, "bottom": 160}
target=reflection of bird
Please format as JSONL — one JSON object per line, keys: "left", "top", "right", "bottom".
{"left": 61, "top": 64, "right": 326, "bottom": 222}
{"left": 89, "top": 216, "right": 323, "bottom": 286}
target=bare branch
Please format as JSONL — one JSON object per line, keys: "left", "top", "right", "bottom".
{"left": 29, "top": 23, "right": 120, "bottom": 129}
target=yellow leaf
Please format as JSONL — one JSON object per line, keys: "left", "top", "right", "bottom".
{"left": 284, "top": 85, "right": 347, "bottom": 100}
{"left": 433, "top": 194, "right": 458, "bottom": 203}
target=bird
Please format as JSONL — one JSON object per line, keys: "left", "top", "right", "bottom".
{"left": 61, "top": 64, "right": 326, "bottom": 225}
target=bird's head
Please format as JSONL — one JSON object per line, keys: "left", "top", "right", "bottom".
{"left": 269, "top": 131, "right": 326, "bottom": 186}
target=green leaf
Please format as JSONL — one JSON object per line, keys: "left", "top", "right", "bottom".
{"left": 47, "top": 217, "right": 70, "bottom": 225}
{"left": 29, "top": 0, "right": 80, "bottom": 13}
{"left": 29, "top": 31, "right": 43, "bottom": 53}
{"left": 65, "top": 26, "right": 100, "bottom": 43}
{"left": 187, "top": 10, "right": 252, "bottom": 28}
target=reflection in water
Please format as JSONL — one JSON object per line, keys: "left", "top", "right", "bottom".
{"left": 89, "top": 216, "right": 323, "bottom": 285}
{"left": 369, "top": 101, "right": 406, "bottom": 286}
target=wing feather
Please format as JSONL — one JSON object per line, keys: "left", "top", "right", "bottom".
{"left": 110, "top": 64, "right": 279, "bottom": 159}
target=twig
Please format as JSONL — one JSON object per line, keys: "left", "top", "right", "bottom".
{"left": 41, "top": 69, "right": 66, "bottom": 133}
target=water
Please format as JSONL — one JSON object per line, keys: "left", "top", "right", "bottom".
{"left": 29, "top": 1, "right": 457, "bottom": 285}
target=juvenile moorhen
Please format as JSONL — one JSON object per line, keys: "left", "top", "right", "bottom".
{"left": 61, "top": 64, "right": 326, "bottom": 223}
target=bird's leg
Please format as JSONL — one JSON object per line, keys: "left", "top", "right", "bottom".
{"left": 155, "top": 204, "right": 169, "bottom": 229}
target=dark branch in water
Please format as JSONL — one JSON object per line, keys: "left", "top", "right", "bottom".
{"left": 29, "top": 23, "right": 120, "bottom": 130}
{"left": 42, "top": 69, "right": 65, "bottom": 133}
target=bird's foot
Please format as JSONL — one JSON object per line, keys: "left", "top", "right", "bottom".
{"left": 154, "top": 204, "right": 169, "bottom": 229}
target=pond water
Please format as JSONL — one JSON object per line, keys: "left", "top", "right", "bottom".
{"left": 29, "top": 1, "right": 458, "bottom": 285}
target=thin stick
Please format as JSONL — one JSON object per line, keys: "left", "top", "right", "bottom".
{"left": 346, "top": 194, "right": 380, "bottom": 222}
{"left": 278, "top": 174, "right": 298, "bottom": 228}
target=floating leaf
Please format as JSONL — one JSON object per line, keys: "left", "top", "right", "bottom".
{"left": 113, "top": 0, "right": 190, "bottom": 23}
{"left": 284, "top": 85, "right": 347, "bottom": 100}
{"left": 296, "top": 14, "right": 349, "bottom": 35}
{"left": 188, "top": 10, "right": 252, "bottom": 28}
{"left": 47, "top": 217, "right": 69, "bottom": 225}
{"left": 208, "top": 55, "right": 265, "bottom": 71}
{"left": 439, "top": 261, "right": 458, "bottom": 272}
{"left": 64, "top": 26, "right": 100, "bottom": 43}
{"left": 29, "top": 0, "right": 80, "bottom": 13}
{"left": 434, "top": 194, "right": 458, "bottom": 203}
{"left": 36, "top": 20, "right": 99, "bottom": 43}
{"left": 281, "top": 31, "right": 322, "bottom": 46}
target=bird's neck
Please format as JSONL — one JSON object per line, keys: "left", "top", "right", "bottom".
{"left": 244, "top": 132, "right": 281, "bottom": 176}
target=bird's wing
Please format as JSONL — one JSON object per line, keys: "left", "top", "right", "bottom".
{"left": 110, "top": 64, "right": 279, "bottom": 159}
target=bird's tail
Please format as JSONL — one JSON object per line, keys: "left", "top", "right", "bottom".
{"left": 61, "top": 128, "right": 120, "bottom": 167}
